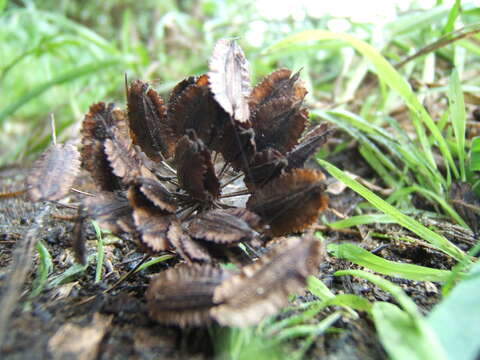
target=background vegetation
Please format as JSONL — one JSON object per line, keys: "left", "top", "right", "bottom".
{"left": 1, "top": 0, "right": 480, "bottom": 359}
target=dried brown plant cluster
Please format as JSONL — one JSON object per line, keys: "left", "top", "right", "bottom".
{"left": 25, "top": 39, "right": 330, "bottom": 327}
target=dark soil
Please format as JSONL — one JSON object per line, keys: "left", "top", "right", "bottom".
{"left": 0, "top": 155, "right": 471, "bottom": 360}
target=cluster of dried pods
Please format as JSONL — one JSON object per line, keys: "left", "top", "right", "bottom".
{"left": 22, "top": 39, "right": 331, "bottom": 327}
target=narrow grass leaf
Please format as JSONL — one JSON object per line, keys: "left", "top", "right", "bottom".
{"left": 327, "top": 214, "right": 394, "bottom": 229}
{"left": 329, "top": 243, "right": 454, "bottom": 282}
{"left": 443, "top": 0, "right": 461, "bottom": 35}
{"left": 0, "top": 59, "right": 123, "bottom": 123}
{"left": 92, "top": 221, "right": 104, "bottom": 283}
{"left": 449, "top": 68, "right": 467, "bottom": 181}
{"left": 317, "top": 159, "right": 467, "bottom": 262}
{"left": 266, "top": 30, "right": 458, "bottom": 178}
{"left": 468, "top": 137, "right": 480, "bottom": 172}
{"left": 30, "top": 240, "right": 53, "bottom": 298}
{"left": 134, "top": 254, "right": 175, "bottom": 272}
{"left": 373, "top": 302, "right": 447, "bottom": 360}
{"left": 428, "top": 261, "right": 480, "bottom": 360}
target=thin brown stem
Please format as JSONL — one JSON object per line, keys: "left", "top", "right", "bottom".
{"left": 220, "top": 189, "right": 251, "bottom": 198}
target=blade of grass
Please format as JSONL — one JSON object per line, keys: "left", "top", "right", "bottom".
{"left": 134, "top": 254, "right": 175, "bottom": 272}
{"left": 266, "top": 30, "right": 458, "bottom": 179}
{"left": 328, "top": 243, "right": 455, "bottom": 282}
{"left": 317, "top": 159, "right": 467, "bottom": 262}
{"left": 449, "top": 68, "right": 467, "bottom": 181}
{"left": 0, "top": 59, "right": 123, "bottom": 123}
{"left": 327, "top": 214, "right": 394, "bottom": 229}
{"left": 92, "top": 221, "right": 104, "bottom": 283}
{"left": 30, "top": 240, "right": 53, "bottom": 298}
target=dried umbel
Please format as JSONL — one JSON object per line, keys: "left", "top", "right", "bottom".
{"left": 21, "top": 39, "right": 331, "bottom": 327}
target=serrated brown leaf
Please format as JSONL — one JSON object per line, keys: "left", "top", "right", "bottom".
{"left": 286, "top": 123, "right": 329, "bottom": 170}
{"left": 127, "top": 80, "right": 174, "bottom": 159}
{"left": 247, "top": 169, "right": 328, "bottom": 235}
{"left": 138, "top": 174, "right": 177, "bottom": 213}
{"left": 27, "top": 141, "right": 80, "bottom": 202}
{"left": 167, "top": 81, "right": 219, "bottom": 147}
{"left": 147, "top": 264, "right": 231, "bottom": 327}
{"left": 128, "top": 186, "right": 174, "bottom": 253}
{"left": 104, "top": 108, "right": 143, "bottom": 184}
{"left": 72, "top": 207, "right": 87, "bottom": 265}
{"left": 80, "top": 102, "right": 122, "bottom": 191}
{"left": 249, "top": 69, "right": 306, "bottom": 111}
{"left": 252, "top": 97, "right": 308, "bottom": 154}
{"left": 83, "top": 192, "right": 134, "bottom": 235}
{"left": 167, "top": 221, "right": 212, "bottom": 262}
{"left": 208, "top": 39, "right": 251, "bottom": 123}
{"left": 188, "top": 209, "right": 261, "bottom": 244}
{"left": 175, "top": 131, "right": 220, "bottom": 201}
{"left": 217, "top": 119, "right": 256, "bottom": 171}
{"left": 449, "top": 181, "right": 480, "bottom": 233}
{"left": 211, "top": 236, "right": 324, "bottom": 327}
{"left": 245, "top": 148, "right": 288, "bottom": 189}
{"left": 167, "top": 76, "right": 197, "bottom": 108}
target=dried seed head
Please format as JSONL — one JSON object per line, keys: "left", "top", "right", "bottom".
{"left": 211, "top": 236, "right": 325, "bottom": 327}
{"left": 27, "top": 141, "right": 80, "bottom": 202}
{"left": 208, "top": 39, "right": 251, "bottom": 123}
{"left": 147, "top": 263, "right": 231, "bottom": 327}
{"left": 286, "top": 122, "right": 330, "bottom": 170}
{"left": 247, "top": 169, "right": 328, "bottom": 235}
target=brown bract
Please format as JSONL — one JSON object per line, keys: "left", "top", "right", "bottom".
{"left": 174, "top": 131, "right": 220, "bottom": 201}
{"left": 80, "top": 102, "right": 122, "bottom": 191}
{"left": 286, "top": 122, "right": 330, "bottom": 170}
{"left": 208, "top": 39, "right": 251, "bottom": 123}
{"left": 147, "top": 264, "right": 231, "bottom": 327}
{"left": 127, "top": 80, "right": 174, "bottom": 160}
{"left": 211, "top": 236, "right": 324, "bottom": 327}
{"left": 188, "top": 208, "right": 261, "bottom": 244}
{"left": 27, "top": 141, "right": 80, "bottom": 202}
{"left": 247, "top": 169, "right": 328, "bottom": 235}
{"left": 245, "top": 148, "right": 288, "bottom": 189}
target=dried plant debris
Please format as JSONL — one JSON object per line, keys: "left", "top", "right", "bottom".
{"left": 147, "top": 236, "right": 324, "bottom": 327}
{"left": 212, "top": 236, "right": 324, "bottom": 327}
{"left": 147, "top": 264, "right": 231, "bottom": 327}
{"left": 22, "top": 38, "right": 332, "bottom": 329}
{"left": 449, "top": 181, "right": 480, "bottom": 233}
{"left": 27, "top": 141, "right": 80, "bottom": 202}
{"left": 208, "top": 38, "right": 251, "bottom": 123}
{"left": 248, "top": 169, "right": 329, "bottom": 235}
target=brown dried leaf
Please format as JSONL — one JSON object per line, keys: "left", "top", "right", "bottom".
{"left": 167, "top": 76, "right": 197, "bottom": 108}
{"left": 208, "top": 39, "right": 251, "bottom": 123}
{"left": 211, "top": 236, "right": 325, "bottom": 327}
{"left": 245, "top": 148, "right": 288, "bottom": 189}
{"left": 27, "top": 141, "right": 80, "bottom": 202}
{"left": 449, "top": 181, "right": 480, "bottom": 233}
{"left": 104, "top": 108, "right": 143, "bottom": 184}
{"left": 286, "top": 123, "right": 330, "bottom": 170}
{"left": 249, "top": 69, "right": 306, "bottom": 111}
{"left": 127, "top": 80, "right": 174, "bottom": 159}
{"left": 72, "top": 207, "right": 87, "bottom": 265}
{"left": 167, "top": 81, "right": 219, "bottom": 147}
{"left": 128, "top": 187, "right": 173, "bottom": 252}
{"left": 166, "top": 221, "right": 212, "bottom": 262}
{"left": 188, "top": 209, "right": 261, "bottom": 244}
{"left": 83, "top": 192, "right": 134, "bottom": 235}
{"left": 175, "top": 131, "right": 220, "bottom": 201}
{"left": 252, "top": 97, "right": 308, "bottom": 154}
{"left": 138, "top": 174, "right": 177, "bottom": 213}
{"left": 217, "top": 119, "right": 256, "bottom": 171}
{"left": 147, "top": 264, "right": 231, "bottom": 327}
{"left": 247, "top": 169, "right": 328, "bottom": 235}
{"left": 80, "top": 102, "right": 122, "bottom": 191}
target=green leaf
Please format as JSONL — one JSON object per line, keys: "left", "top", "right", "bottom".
{"left": 329, "top": 243, "right": 455, "bottom": 282}
{"left": 327, "top": 214, "right": 394, "bottom": 229}
{"left": 428, "top": 261, "right": 480, "bottom": 360}
{"left": 442, "top": 0, "right": 461, "bottom": 35}
{"left": 266, "top": 30, "right": 458, "bottom": 179}
{"left": 92, "top": 221, "right": 104, "bottom": 284}
{"left": 468, "top": 137, "right": 480, "bottom": 171}
{"left": 449, "top": 68, "right": 467, "bottom": 181}
{"left": 373, "top": 302, "right": 447, "bottom": 360}
{"left": 317, "top": 158, "right": 467, "bottom": 262}
{"left": 30, "top": 240, "right": 53, "bottom": 298}
{"left": 0, "top": 59, "right": 123, "bottom": 124}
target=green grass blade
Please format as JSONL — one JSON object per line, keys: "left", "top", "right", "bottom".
{"left": 30, "top": 240, "right": 53, "bottom": 298}
{"left": 449, "top": 68, "right": 467, "bottom": 181}
{"left": 318, "top": 158, "right": 467, "bottom": 262}
{"left": 327, "top": 214, "right": 394, "bottom": 229}
{"left": 428, "top": 261, "right": 480, "bottom": 360}
{"left": 135, "top": 254, "right": 175, "bottom": 272}
{"left": 266, "top": 30, "right": 458, "bottom": 178}
{"left": 373, "top": 302, "right": 447, "bottom": 360}
{"left": 0, "top": 59, "right": 123, "bottom": 123}
{"left": 92, "top": 221, "right": 104, "bottom": 284}
{"left": 443, "top": 0, "right": 461, "bottom": 35}
{"left": 329, "top": 243, "right": 455, "bottom": 282}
